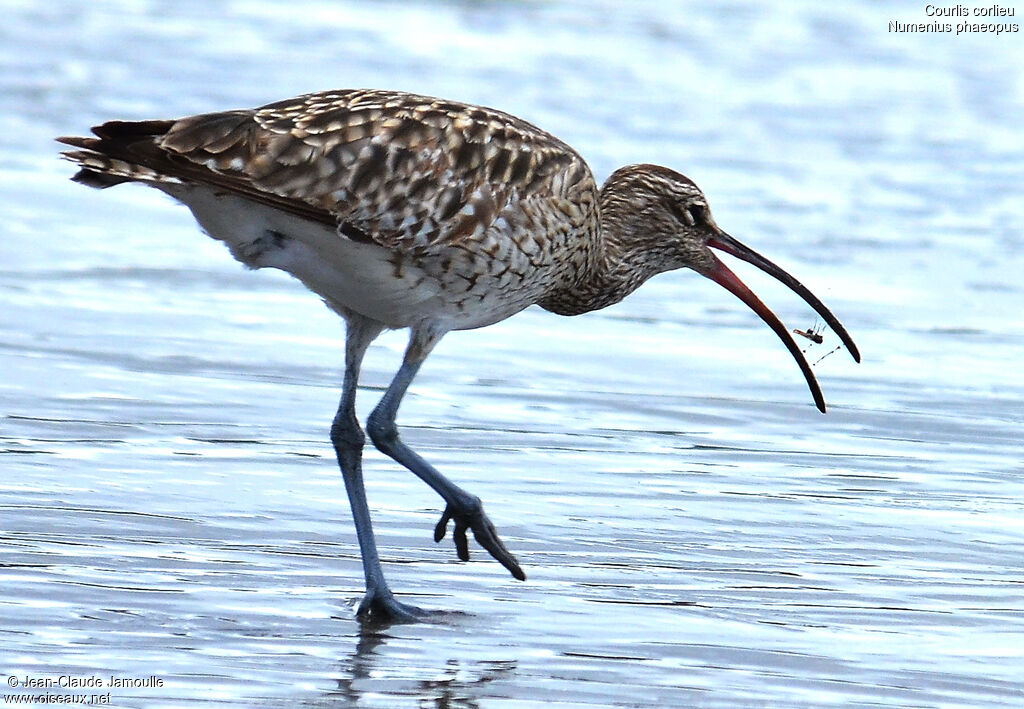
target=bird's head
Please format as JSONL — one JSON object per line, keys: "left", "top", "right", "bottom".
{"left": 601, "top": 164, "right": 861, "bottom": 412}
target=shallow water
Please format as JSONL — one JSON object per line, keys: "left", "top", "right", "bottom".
{"left": 2, "top": 0, "right": 1023, "bottom": 707}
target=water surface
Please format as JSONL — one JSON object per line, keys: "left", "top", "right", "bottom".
{"left": 2, "top": 1, "right": 1022, "bottom": 707}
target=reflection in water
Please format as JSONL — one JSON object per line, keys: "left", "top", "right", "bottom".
{"left": 327, "top": 629, "right": 387, "bottom": 707}
{"left": 327, "top": 628, "right": 517, "bottom": 708}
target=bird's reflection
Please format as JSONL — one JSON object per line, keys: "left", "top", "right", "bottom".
{"left": 324, "top": 619, "right": 517, "bottom": 707}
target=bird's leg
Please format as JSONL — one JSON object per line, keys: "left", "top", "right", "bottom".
{"left": 331, "top": 314, "right": 425, "bottom": 622}
{"left": 366, "top": 327, "right": 526, "bottom": 581}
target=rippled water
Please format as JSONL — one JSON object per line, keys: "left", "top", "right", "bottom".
{"left": 2, "top": 1, "right": 1023, "bottom": 707}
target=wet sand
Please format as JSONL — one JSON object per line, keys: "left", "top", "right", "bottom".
{"left": 2, "top": 1, "right": 1023, "bottom": 707}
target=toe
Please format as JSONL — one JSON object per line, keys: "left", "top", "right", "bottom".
{"left": 434, "top": 502, "right": 526, "bottom": 580}
{"left": 357, "top": 591, "right": 427, "bottom": 624}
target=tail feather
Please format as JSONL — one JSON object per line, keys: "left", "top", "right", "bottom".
{"left": 58, "top": 121, "right": 182, "bottom": 190}
{"left": 58, "top": 117, "right": 335, "bottom": 226}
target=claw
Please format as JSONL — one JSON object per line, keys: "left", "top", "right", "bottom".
{"left": 434, "top": 501, "right": 526, "bottom": 581}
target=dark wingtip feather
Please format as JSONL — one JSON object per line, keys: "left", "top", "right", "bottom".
{"left": 92, "top": 119, "right": 176, "bottom": 141}
{"left": 56, "top": 135, "right": 98, "bottom": 149}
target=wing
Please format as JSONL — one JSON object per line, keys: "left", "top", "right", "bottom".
{"left": 61, "top": 89, "right": 595, "bottom": 257}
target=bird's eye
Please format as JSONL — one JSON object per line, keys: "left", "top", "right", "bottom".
{"left": 669, "top": 202, "right": 706, "bottom": 227}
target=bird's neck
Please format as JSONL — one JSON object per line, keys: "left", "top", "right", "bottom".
{"left": 538, "top": 187, "right": 665, "bottom": 316}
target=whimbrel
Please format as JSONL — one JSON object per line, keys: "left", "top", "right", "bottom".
{"left": 59, "top": 89, "right": 860, "bottom": 621}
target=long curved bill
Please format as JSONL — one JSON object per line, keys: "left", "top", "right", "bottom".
{"left": 704, "top": 232, "right": 860, "bottom": 413}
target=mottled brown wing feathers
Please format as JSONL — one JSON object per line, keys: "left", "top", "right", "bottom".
{"left": 58, "top": 121, "right": 335, "bottom": 227}
{"left": 59, "top": 89, "right": 593, "bottom": 254}
{"left": 161, "top": 112, "right": 257, "bottom": 156}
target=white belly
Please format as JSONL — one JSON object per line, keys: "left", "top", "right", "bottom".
{"left": 162, "top": 186, "right": 532, "bottom": 330}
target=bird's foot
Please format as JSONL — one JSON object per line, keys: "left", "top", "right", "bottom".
{"left": 356, "top": 588, "right": 430, "bottom": 624}
{"left": 434, "top": 498, "right": 526, "bottom": 581}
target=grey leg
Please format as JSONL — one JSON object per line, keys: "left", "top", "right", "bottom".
{"left": 331, "top": 314, "right": 425, "bottom": 622}
{"left": 366, "top": 326, "right": 526, "bottom": 581}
